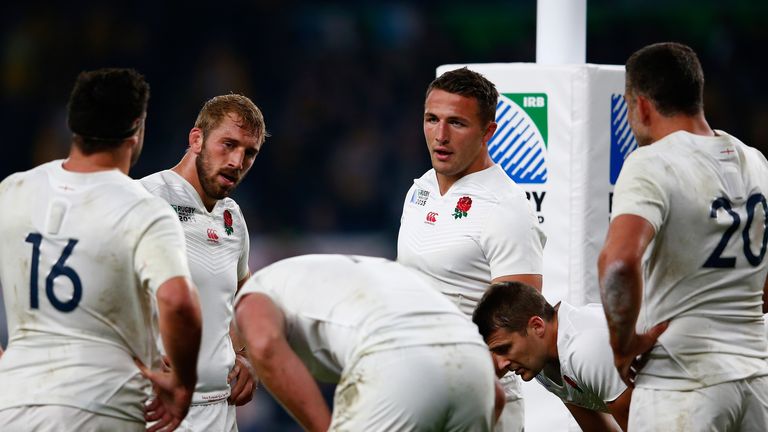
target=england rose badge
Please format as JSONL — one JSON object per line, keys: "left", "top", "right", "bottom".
{"left": 452, "top": 196, "right": 472, "bottom": 219}
{"left": 223, "top": 209, "right": 234, "bottom": 235}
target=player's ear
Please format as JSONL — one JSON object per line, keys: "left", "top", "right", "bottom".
{"left": 528, "top": 316, "right": 545, "bottom": 337}
{"left": 189, "top": 128, "right": 204, "bottom": 154}
{"left": 482, "top": 121, "right": 497, "bottom": 144}
{"left": 636, "top": 94, "right": 654, "bottom": 125}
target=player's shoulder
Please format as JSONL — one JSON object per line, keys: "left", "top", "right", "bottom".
{"left": 411, "top": 168, "right": 438, "bottom": 190}
{"left": 559, "top": 303, "right": 611, "bottom": 359}
{"left": 1, "top": 160, "right": 57, "bottom": 188}
{"left": 138, "top": 169, "right": 179, "bottom": 191}
{"left": 464, "top": 165, "right": 529, "bottom": 209}
{"left": 218, "top": 196, "right": 245, "bottom": 219}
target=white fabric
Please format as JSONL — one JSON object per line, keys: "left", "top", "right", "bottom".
{"left": 141, "top": 170, "right": 249, "bottom": 402}
{"left": 612, "top": 130, "right": 768, "bottom": 390}
{"left": 329, "top": 344, "right": 495, "bottom": 432}
{"left": 535, "top": 302, "right": 626, "bottom": 412}
{"left": 0, "top": 160, "right": 190, "bottom": 422}
{"left": 0, "top": 405, "right": 144, "bottom": 432}
{"left": 494, "top": 398, "right": 524, "bottom": 432}
{"left": 398, "top": 164, "right": 545, "bottom": 316}
{"left": 235, "top": 255, "right": 487, "bottom": 382}
{"left": 397, "top": 163, "right": 545, "bottom": 406}
{"left": 176, "top": 401, "right": 237, "bottom": 432}
{"left": 628, "top": 375, "right": 768, "bottom": 432}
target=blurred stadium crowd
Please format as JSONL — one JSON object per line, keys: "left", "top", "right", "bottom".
{"left": 0, "top": 1, "right": 766, "bottom": 430}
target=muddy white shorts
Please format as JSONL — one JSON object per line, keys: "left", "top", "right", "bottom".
{"left": 629, "top": 375, "right": 768, "bottom": 431}
{"left": 329, "top": 343, "right": 496, "bottom": 432}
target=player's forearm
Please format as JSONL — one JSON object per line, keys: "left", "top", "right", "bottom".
{"left": 157, "top": 277, "right": 202, "bottom": 391}
{"left": 599, "top": 258, "right": 642, "bottom": 355}
{"left": 566, "top": 403, "right": 621, "bottom": 432}
{"left": 251, "top": 341, "right": 331, "bottom": 432}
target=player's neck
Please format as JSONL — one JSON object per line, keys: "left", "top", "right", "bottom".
{"left": 63, "top": 143, "right": 130, "bottom": 174}
{"left": 171, "top": 153, "right": 217, "bottom": 212}
{"left": 435, "top": 154, "right": 494, "bottom": 195}
{"left": 542, "top": 306, "right": 562, "bottom": 383}
{"left": 652, "top": 112, "right": 714, "bottom": 143}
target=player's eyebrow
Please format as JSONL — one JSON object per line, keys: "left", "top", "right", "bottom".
{"left": 488, "top": 343, "right": 510, "bottom": 354}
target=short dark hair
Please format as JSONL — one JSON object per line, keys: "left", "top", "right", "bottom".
{"left": 427, "top": 67, "right": 499, "bottom": 125}
{"left": 67, "top": 68, "right": 150, "bottom": 154}
{"left": 625, "top": 42, "right": 704, "bottom": 117}
{"left": 472, "top": 282, "right": 555, "bottom": 340}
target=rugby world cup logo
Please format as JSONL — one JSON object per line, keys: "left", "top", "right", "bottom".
{"left": 489, "top": 94, "right": 548, "bottom": 184}
{"left": 610, "top": 93, "right": 638, "bottom": 184}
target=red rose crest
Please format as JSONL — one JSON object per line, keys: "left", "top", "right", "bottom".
{"left": 453, "top": 196, "right": 472, "bottom": 219}
{"left": 223, "top": 210, "right": 234, "bottom": 235}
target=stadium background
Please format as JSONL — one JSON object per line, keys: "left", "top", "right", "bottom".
{"left": 0, "top": 0, "right": 766, "bottom": 430}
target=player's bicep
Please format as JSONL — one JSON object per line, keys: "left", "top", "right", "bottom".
{"left": 234, "top": 292, "right": 285, "bottom": 360}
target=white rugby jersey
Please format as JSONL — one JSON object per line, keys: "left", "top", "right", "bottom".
{"left": 535, "top": 302, "right": 626, "bottom": 412}
{"left": 235, "top": 255, "right": 485, "bottom": 382}
{"left": 397, "top": 164, "right": 545, "bottom": 316}
{"left": 612, "top": 130, "right": 768, "bottom": 390}
{"left": 0, "top": 160, "right": 190, "bottom": 421}
{"left": 141, "top": 170, "right": 249, "bottom": 403}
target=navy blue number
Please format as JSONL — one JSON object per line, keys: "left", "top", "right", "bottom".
{"left": 703, "top": 193, "right": 768, "bottom": 268}
{"left": 703, "top": 198, "right": 740, "bottom": 268}
{"left": 743, "top": 194, "right": 768, "bottom": 266}
{"left": 25, "top": 233, "right": 82, "bottom": 312}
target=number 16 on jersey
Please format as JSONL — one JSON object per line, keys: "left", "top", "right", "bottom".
{"left": 25, "top": 233, "right": 82, "bottom": 312}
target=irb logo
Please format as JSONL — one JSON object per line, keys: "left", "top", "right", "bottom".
{"left": 489, "top": 93, "right": 548, "bottom": 184}
{"left": 523, "top": 96, "right": 545, "bottom": 108}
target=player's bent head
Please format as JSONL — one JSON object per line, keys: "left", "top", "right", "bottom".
{"left": 426, "top": 67, "right": 499, "bottom": 125}
{"left": 626, "top": 42, "right": 704, "bottom": 117}
{"left": 67, "top": 68, "right": 150, "bottom": 154}
{"left": 194, "top": 93, "right": 268, "bottom": 145}
{"left": 473, "top": 281, "right": 555, "bottom": 340}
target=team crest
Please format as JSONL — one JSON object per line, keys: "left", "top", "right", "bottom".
{"left": 223, "top": 210, "right": 234, "bottom": 235}
{"left": 453, "top": 196, "right": 472, "bottom": 219}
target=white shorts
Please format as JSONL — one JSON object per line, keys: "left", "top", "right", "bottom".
{"left": 173, "top": 400, "right": 237, "bottom": 432}
{"left": 629, "top": 375, "right": 768, "bottom": 431}
{"left": 494, "top": 373, "right": 524, "bottom": 432}
{"left": 0, "top": 405, "right": 143, "bottom": 432}
{"left": 329, "top": 343, "right": 495, "bottom": 432}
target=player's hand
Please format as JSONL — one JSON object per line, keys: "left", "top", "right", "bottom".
{"left": 228, "top": 352, "right": 257, "bottom": 406}
{"left": 612, "top": 321, "right": 669, "bottom": 388}
{"left": 135, "top": 358, "right": 193, "bottom": 432}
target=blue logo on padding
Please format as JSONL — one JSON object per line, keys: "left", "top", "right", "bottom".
{"left": 489, "top": 95, "right": 547, "bottom": 184}
{"left": 610, "top": 94, "right": 638, "bottom": 185}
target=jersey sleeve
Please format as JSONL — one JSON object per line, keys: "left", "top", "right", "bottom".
{"left": 399, "top": 183, "right": 417, "bottom": 225}
{"left": 236, "top": 206, "right": 250, "bottom": 282}
{"left": 134, "top": 199, "right": 191, "bottom": 294}
{"left": 568, "top": 329, "right": 627, "bottom": 403}
{"left": 611, "top": 149, "right": 668, "bottom": 232}
{"left": 480, "top": 194, "right": 545, "bottom": 279}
